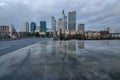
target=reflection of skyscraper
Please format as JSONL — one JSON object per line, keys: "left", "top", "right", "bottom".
{"left": 62, "top": 10, "right": 67, "bottom": 33}
{"left": 68, "top": 11, "right": 76, "bottom": 32}
{"left": 68, "top": 41, "right": 76, "bottom": 51}
{"left": 68, "top": 41, "right": 76, "bottom": 61}
{"left": 78, "top": 41, "right": 84, "bottom": 49}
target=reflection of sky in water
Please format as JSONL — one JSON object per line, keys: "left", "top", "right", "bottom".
{"left": 0, "top": 40, "right": 120, "bottom": 80}
{"left": 37, "top": 40, "right": 120, "bottom": 62}
{"left": 38, "top": 40, "right": 120, "bottom": 55}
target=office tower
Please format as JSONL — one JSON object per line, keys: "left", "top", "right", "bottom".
{"left": 68, "top": 11, "right": 76, "bottom": 32}
{"left": 30, "top": 22, "right": 36, "bottom": 32}
{"left": 78, "top": 24, "right": 85, "bottom": 31}
{"left": 23, "top": 21, "right": 29, "bottom": 32}
{"left": 51, "top": 16, "right": 56, "bottom": 32}
{"left": 40, "top": 21, "right": 46, "bottom": 33}
{"left": 62, "top": 10, "right": 67, "bottom": 33}
{"left": 0, "top": 26, "right": 9, "bottom": 38}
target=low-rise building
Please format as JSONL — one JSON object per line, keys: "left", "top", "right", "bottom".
{"left": 85, "top": 30, "right": 100, "bottom": 39}
{"left": 0, "top": 26, "right": 9, "bottom": 39}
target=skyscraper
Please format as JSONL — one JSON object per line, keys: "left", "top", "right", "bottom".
{"left": 23, "top": 21, "right": 29, "bottom": 32}
{"left": 78, "top": 24, "right": 85, "bottom": 38}
{"left": 51, "top": 16, "right": 56, "bottom": 32}
{"left": 68, "top": 11, "right": 76, "bottom": 32}
{"left": 30, "top": 22, "right": 36, "bottom": 32}
{"left": 57, "top": 10, "right": 67, "bottom": 33}
{"left": 58, "top": 18, "right": 62, "bottom": 33}
{"left": 40, "top": 21, "right": 46, "bottom": 33}
{"left": 78, "top": 24, "right": 85, "bottom": 31}
{"left": 62, "top": 10, "right": 67, "bottom": 33}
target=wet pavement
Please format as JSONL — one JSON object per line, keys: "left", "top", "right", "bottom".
{"left": 0, "top": 40, "right": 120, "bottom": 80}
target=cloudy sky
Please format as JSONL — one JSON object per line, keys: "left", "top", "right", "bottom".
{"left": 0, "top": 0, "right": 120, "bottom": 32}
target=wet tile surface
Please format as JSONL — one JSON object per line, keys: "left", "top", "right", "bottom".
{"left": 0, "top": 40, "right": 120, "bottom": 80}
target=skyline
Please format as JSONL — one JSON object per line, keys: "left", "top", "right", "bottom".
{"left": 0, "top": 0, "right": 120, "bottom": 32}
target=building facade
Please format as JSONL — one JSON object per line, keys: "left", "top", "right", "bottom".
{"left": 77, "top": 24, "right": 85, "bottom": 34}
{"left": 51, "top": 16, "right": 56, "bottom": 32}
{"left": 0, "top": 26, "right": 9, "bottom": 33}
{"left": 0, "top": 26, "right": 9, "bottom": 39}
{"left": 78, "top": 24, "right": 85, "bottom": 31}
{"left": 23, "top": 21, "right": 29, "bottom": 32}
{"left": 85, "top": 30, "right": 100, "bottom": 39}
{"left": 58, "top": 18, "right": 63, "bottom": 34}
{"left": 30, "top": 22, "right": 36, "bottom": 32}
{"left": 62, "top": 10, "right": 67, "bottom": 33}
{"left": 68, "top": 11, "right": 76, "bottom": 32}
{"left": 40, "top": 21, "right": 46, "bottom": 33}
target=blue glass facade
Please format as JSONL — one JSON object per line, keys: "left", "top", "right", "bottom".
{"left": 40, "top": 21, "right": 46, "bottom": 32}
{"left": 30, "top": 22, "right": 36, "bottom": 32}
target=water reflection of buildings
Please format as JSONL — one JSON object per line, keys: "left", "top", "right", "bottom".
{"left": 77, "top": 41, "right": 85, "bottom": 49}
{"left": 57, "top": 41, "right": 77, "bottom": 61}
{"left": 42, "top": 41, "right": 85, "bottom": 62}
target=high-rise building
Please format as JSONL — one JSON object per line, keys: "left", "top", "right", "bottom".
{"left": 68, "top": 11, "right": 76, "bottom": 32}
{"left": 30, "top": 22, "right": 36, "bottom": 32}
{"left": 0, "top": 26, "right": 9, "bottom": 33}
{"left": 51, "top": 16, "right": 56, "bottom": 32}
{"left": 78, "top": 24, "right": 85, "bottom": 31}
{"left": 0, "top": 25, "right": 9, "bottom": 38}
{"left": 23, "top": 21, "right": 29, "bottom": 32}
{"left": 57, "top": 10, "right": 67, "bottom": 33}
{"left": 58, "top": 18, "right": 62, "bottom": 33}
{"left": 40, "top": 21, "right": 46, "bottom": 33}
{"left": 62, "top": 10, "right": 67, "bottom": 33}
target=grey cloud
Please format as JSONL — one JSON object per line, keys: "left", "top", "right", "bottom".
{"left": 0, "top": 0, "right": 120, "bottom": 32}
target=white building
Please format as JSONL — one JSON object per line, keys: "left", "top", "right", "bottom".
{"left": 107, "top": 27, "right": 114, "bottom": 33}
{"left": 51, "top": 16, "right": 56, "bottom": 32}
{"left": 23, "top": 21, "right": 29, "bottom": 32}
{"left": 77, "top": 24, "right": 85, "bottom": 35}
{"left": 58, "top": 18, "right": 63, "bottom": 33}
{"left": 68, "top": 11, "right": 76, "bottom": 32}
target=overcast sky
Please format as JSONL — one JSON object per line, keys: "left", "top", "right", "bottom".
{"left": 0, "top": 0, "right": 120, "bottom": 32}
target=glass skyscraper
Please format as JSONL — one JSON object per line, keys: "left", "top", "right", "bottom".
{"left": 40, "top": 21, "right": 46, "bottom": 33}
{"left": 68, "top": 11, "right": 76, "bottom": 32}
{"left": 30, "top": 22, "right": 36, "bottom": 32}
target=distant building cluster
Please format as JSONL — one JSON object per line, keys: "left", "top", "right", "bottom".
{"left": 0, "top": 10, "right": 120, "bottom": 40}
{"left": 21, "top": 21, "right": 47, "bottom": 37}
{"left": 51, "top": 10, "right": 120, "bottom": 40}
